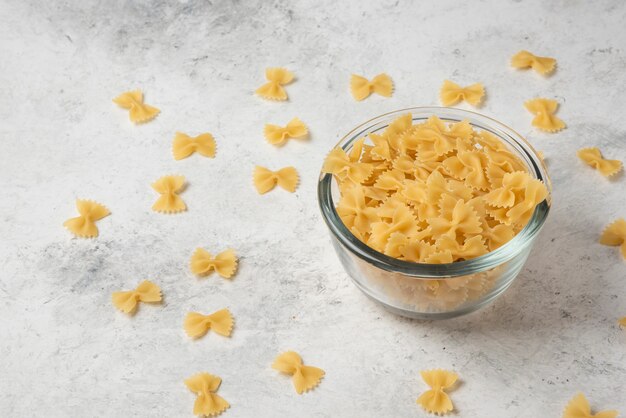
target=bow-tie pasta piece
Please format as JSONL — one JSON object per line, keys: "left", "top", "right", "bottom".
{"left": 190, "top": 248, "right": 238, "bottom": 279}
{"left": 427, "top": 197, "right": 483, "bottom": 240}
{"left": 272, "top": 351, "right": 325, "bottom": 394}
{"left": 185, "top": 373, "right": 230, "bottom": 417}
{"left": 151, "top": 175, "right": 187, "bottom": 213}
{"left": 440, "top": 80, "right": 485, "bottom": 106}
{"left": 184, "top": 308, "right": 234, "bottom": 339}
{"left": 599, "top": 218, "right": 626, "bottom": 259}
{"left": 350, "top": 73, "right": 394, "bottom": 101}
{"left": 524, "top": 98, "right": 565, "bottom": 132}
{"left": 511, "top": 50, "right": 556, "bottom": 75}
{"left": 562, "top": 393, "right": 618, "bottom": 418}
{"left": 253, "top": 166, "right": 299, "bottom": 194}
{"left": 416, "top": 369, "right": 458, "bottom": 415}
{"left": 255, "top": 67, "right": 294, "bottom": 101}
{"left": 619, "top": 317, "right": 626, "bottom": 328}
{"left": 486, "top": 175, "right": 548, "bottom": 226}
{"left": 322, "top": 148, "right": 374, "bottom": 184}
{"left": 113, "top": 90, "right": 160, "bottom": 123}
{"left": 112, "top": 280, "right": 162, "bottom": 314}
{"left": 63, "top": 199, "right": 110, "bottom": 238}
{"left": 264, "top": 117, "right": 308, "bottom": 146}
{"left": 577, "top": 147, "right": 623, "bottom": 177}
{"left": 172, "top": 132, "right": 216, "bottom": 160}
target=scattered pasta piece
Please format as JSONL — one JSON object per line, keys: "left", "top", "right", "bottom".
{"left": 562, "top": 393, "right": 618, "bottom": 418}
{"left": 255, "top": 67, "right": 294, "bottom": 101}
{"left": 172, "top": 132, "right": 216, "bottom": 160}
{"left": 599, "top": 218, "right": 626, "bottom": 259}
{"left": 416, "top": 369, "right": 458, "bottom": 415}
{"left": 190, "top": 248, "right": 238, "bottom": 279}
{"left": 63, "top": 199, "right": 110, "bottom": 238}
{"left": 577, "top": 147, "right": 623, "bottom": 177}
{"left": 184, "top": 308, "right": 234, "bottom": 338}
{"left": 619, "top": 317, "right": 626, "bottom": 328}
{"left": 511, "top": 50, "right": 556, "bottom": 75}
{"left": 264, "top": 118, "right": 308, "bottom": 146}
{"left": 151, "top": 175, "right": 186, "bottom": 213}
{"left": 253, "top": 166, "right": 299, "bottom": 194}
{"left": 350, "top": 73, "right": 394, "bottom": 101}
{"left": 321, "top": 113, "right": 549, "bottom": 264}
{"left": 524, "top": 98, "right": 565, "bottom": 132}
{"left": 185, "top": 373, "right": 230, "bottom": 417}
{"left": 112, "top": 90, "right": 160, "bottom": 123}
{"left": 112, "top": 280, "right": 162, "bottom": 314}
{"left": 272, "top": 351, "right": 324, "bottom": 394}
{"left": 440, "top": 80, "right": 484, "bottom": 106}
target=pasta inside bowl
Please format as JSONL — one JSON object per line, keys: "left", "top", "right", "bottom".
{"left": 317, "top": 107, "right": 551, "bottom": 319}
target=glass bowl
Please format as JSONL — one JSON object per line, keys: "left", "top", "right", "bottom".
{"left": 317, "top": 107, "right": 551, "bottom": 319}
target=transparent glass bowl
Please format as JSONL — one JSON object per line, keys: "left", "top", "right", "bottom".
{"left": 318, "top": 107, "right": 551, "bottom": 319}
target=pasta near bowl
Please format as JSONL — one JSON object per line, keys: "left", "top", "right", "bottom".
{"left": 318, "top": 107, "right": 551, "bottom": 319}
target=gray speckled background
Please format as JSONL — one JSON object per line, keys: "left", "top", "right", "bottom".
{"left": 1, "top": 0, "right": 625, "bottom": 417}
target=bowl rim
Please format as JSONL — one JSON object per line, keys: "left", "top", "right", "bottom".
{"left": 317, "top": 106, "right": 552, "bottom": 278}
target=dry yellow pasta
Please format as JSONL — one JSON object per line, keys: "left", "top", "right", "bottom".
{"left": 272, "top": 351, "right": 325, "bottom": 394}
{"left": 264, "top": 117, "right": 308, "bottom": 146}
{"left": 151, "top": 175, "right": 187, "bottom": 213}
{"left": 524, "top": 98, "right": 565, "bottom": 132}
{"left": 253, "top": 166, "right": 299, "bottom": 194}
{"left": 184, "top": 373, "right": 230, "bottom": 417}
{"left": 599, "top": 218, "right": 626, "bottom": 259}
{"left": 619, "top": 317, "right": 626, "bottom": 328}
{"left": 190, "top": 248, "right": 238, "bottom": 279}
{"left": 321, "top": 113, "right": 548, "bottom": 264}
{"left": 184, "top": 308, "right": 234, "bottom": 339}
{"left": 63, "top": 199, "right": 110, "bottom": 238}
{"left": 440, "top": 80, "right": 484, "bottom": 106}
{"left": 511, "top": 50, "right": 556, "bottom": 75}
{"left": 255, "top": 67, "right": 294, "bottom": 101}
{"left": 113, "top": 90, "right": 160, "bottom": 123}
{"left": 172, "top": 132, "right": 216, "bottom": 160}
{"left": 350, "top": 73, "right": 394, "bottom": 101}
{"left": 562, "top": 393, "right": 618, "bottom": 418}
{"left": 416, "top": 369, "right": 458, "bottom": 415}
{"left": 112, "top": 280, "right": 162, "bottom": 314}
{"left": 577, "top": 147, "right": 623, "bottom": 177}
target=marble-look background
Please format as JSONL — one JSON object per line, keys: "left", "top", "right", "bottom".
{"left": 1, "top": 0, "right": 625, "bottom": 417}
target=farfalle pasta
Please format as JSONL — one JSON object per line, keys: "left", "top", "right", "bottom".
{"left": 255, "top": 67, "right": 294, "bottom": 101}
{"left": 264, "top": 117, "right": 308, "bottom": 146}
{"left": 112, "top": 280, "right": 162, "bottom": 314}
{"left": 151, "top": 175, "right": 187, "bottom": 213}
{"left": 184, "top": 308, "right": 234, "bottom": 338}
{"left": 599, "top": 218, "right": 626, "bottom": 259}
{"left": 562, "top": 392, "right": 618, "bottom": 418}
{"left": 63, "top": 199, "right": 110, "bottom": 238}
{"left": 172, "top": 132, "right": 216, "bottom": 160}
{"left": 350, "top": 73, "right": 394, "bottom": 101}
{"left": 253, "top": 166, "right": 299, "bottom": 194}
{"left": 185, "top": 373, "right": 230, "bottom": 417}
{"left": 577, "top": 147, "right": 623, "bottom": 177}
{"left": 525, "top": 98, "right": 565, "bottom": 132}
{"left": 511, "top": 50, "right": 556, "bottom": 75}
{"left": 190, "top": 248, "right": 238, "bottom": 279}
{"left": 272, "top": 351, "right": 324, "bottom": 394}
{"left": 321, "top": 113, "right": 548, "bottom": 265}
{"left": 440, "top": 80, "right": 485, "bottom": 106}
{"left": 113, "top": 90, "right": 160, "bottom": 123}
{"left": 416, "top": 369, "right": 458, "bottom": 415}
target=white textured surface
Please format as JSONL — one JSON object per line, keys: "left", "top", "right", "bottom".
{"left": 1, "top": 0, "right": 625, "bottom": 417}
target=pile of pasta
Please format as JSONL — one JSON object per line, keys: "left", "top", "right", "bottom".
{"left": 322, "top": 113, "right": 548, "bottom": 263}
